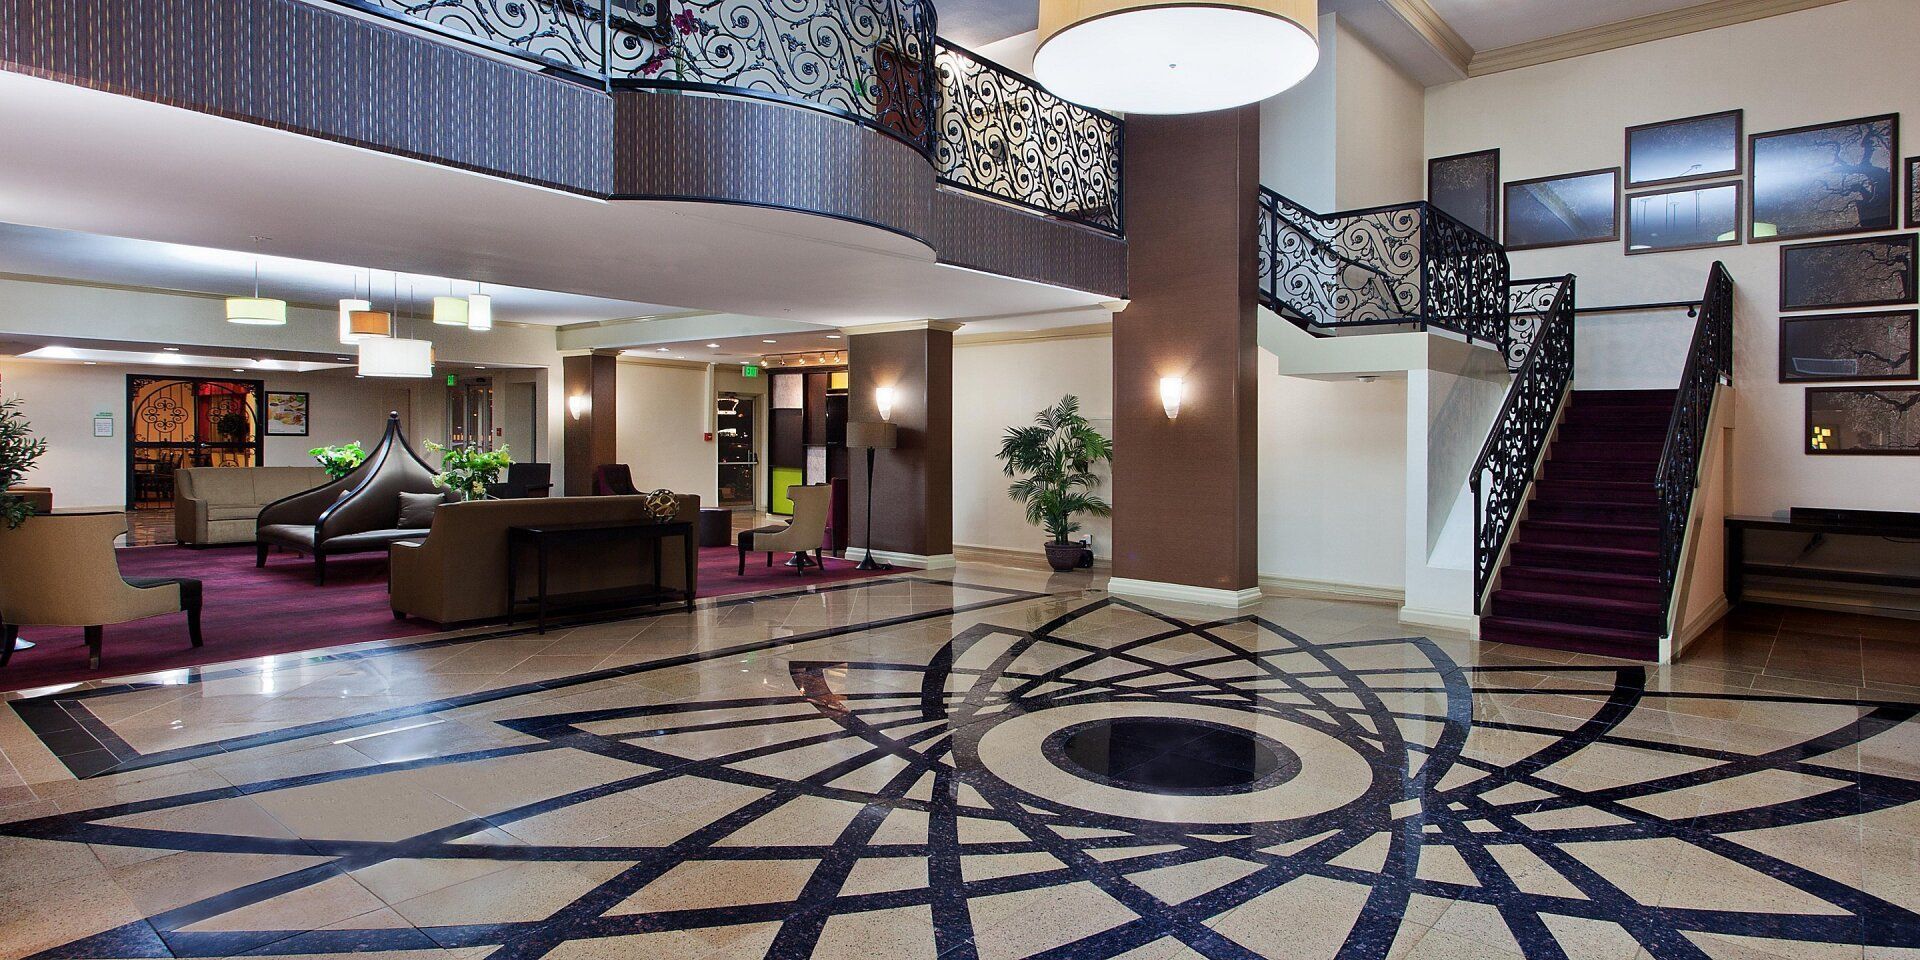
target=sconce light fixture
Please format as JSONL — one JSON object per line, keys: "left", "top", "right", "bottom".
{"left": 1159, "top": 377, "right": 1183, "bottom": 420}
{"left": 875, "top": 386, "right": 896, "bottom": 422}
{"left": 567, "top": 395, "right": 591, "bottom": 421}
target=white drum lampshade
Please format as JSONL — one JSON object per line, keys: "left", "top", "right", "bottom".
{"left": 226, "top": 297, "right": 288, "bottom": 326}
{"left": 466, "top": 292, "right": 493, "bottom": 332}
{"left": 1033, "top": 0, "right": 1318, "bottom": 114}
{"left": 433, "top": 295, "right": 469, "bottom": 327}
{"left": 358, "top": 338, "right": 434, "bottom": 378}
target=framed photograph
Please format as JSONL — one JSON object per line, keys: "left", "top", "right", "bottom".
{"left": 1907, "top": 157, "right": 1919, "bottom": 229}
{"left": 1779, "top": 310, "right": 1917, "bottom": 382}
{"left": 1625, "top": 182, "right": 1741, "bottom": 255}
{"left": 264, "top": 391, "right": 310, "bottom": 437}
{"left": 1428, "top": 149, "right": 1499, "bottom": 238}
{"left": 1503, "top": 168, "right": 1620, "bottom": 251}
{"left": 1779, "top": 234, "right": 1917, "bottom": 311}
{"left": 1806, "top": 385, "right": 1920, "bottom": 455}
{"left": 1750, "top": 114, "right": 1899, "bottom": 242}
{"left": 1625, "top": 109, "right": 1742, "bottom": 188}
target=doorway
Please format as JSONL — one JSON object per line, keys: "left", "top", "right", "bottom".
{"left": 126, "top": 376, "right": 265, "bottom": 508}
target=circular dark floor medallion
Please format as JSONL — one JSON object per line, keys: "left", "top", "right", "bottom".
{"left": 1044, "top": 716, "right": 1301, "bottom": 796}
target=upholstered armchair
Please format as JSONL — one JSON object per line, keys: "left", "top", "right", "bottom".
{"left": 0, "top": 512, "right": 203, "bottom": 670}
{"left": 486, "top": 463, "right": 553, "bottom": 499}
{"left": 593, "top": 464, "right": 639, "bottom": 496}
{"left": 737, "top": 485, "right": 832, "bottom": 574}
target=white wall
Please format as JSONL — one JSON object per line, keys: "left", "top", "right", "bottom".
{"left": 1259, "top": 368, "right": 1407, "bottom": 592}
{"left": 1426, "top": 0, "right": 1920, "bottom": 518}
{"left": 1260, "top": 13, "right": 1339, "bottom": 209}
{"left": 953, "top": 334, "right": 1114, "bottom": 557}
{"left": 1259, "top": 16, "right": 1425, "bottom": 211}
{"left": 614, "top": 359, "right": 719, "bottom": 504}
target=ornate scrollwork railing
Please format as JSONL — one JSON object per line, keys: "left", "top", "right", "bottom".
{"left": 932, "top": 42, "right": 1122, "bottom": 233}
{"left": 1470, "top": 275, "right": 1576, "bottom": 607}
{"left": 1257, "top": 189, "right": 1509, "bottom": 356}
{"left": 1653, "top": 262, "right": 1735, "bottom": 614}
{"left": 343, "top": 0, "right": 616, "bottom": 77}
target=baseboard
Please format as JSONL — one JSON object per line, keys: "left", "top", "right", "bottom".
{"left": 1398, "top": 605, "right": 1478, "bottom": 638}
{"left": 1667, "top": 593, "right": 1731, "bottom": 661}
{"left": 862, "top": 549, "right": 956, "bottom": 570}
{"left": 1107, "top": 577, "right": 1263, "bottom": 608}
{"left": 953, "top": 543, "right": 1111, "bottom": 571}
{"left": 1257, "top": 574, "right": 1403, "bottom": 606}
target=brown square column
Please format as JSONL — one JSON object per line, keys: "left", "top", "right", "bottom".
{"left": 561, "top": 352, "right": 618, "bottom": 496}
{"left": 1110, "top": 107, "right": 1262, "bottom": 606}
{"left": 847, "top": 322, "right": 957, "bottom": 568}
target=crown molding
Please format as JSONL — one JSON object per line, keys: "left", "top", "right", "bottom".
{"left": 954, "top": 322, "right": 1113, "bottom": 347}
{"left": 842, "top": 320, "right": 966, "bottom": 336}
{"left": 1466, "top": 0, "right": 1849, "bottom": 77}
{"left": 1381, "top": 0, "right": 1473, "bottom": 75}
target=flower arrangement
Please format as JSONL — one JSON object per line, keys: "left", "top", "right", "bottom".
{"left": 0, "top": 395, "right": 48, "bottom": 530}
{"left": 425, "top": 441, "right": 512, "bottom": 502}
{"left": 637, "top": 9, "right": 712, "bottom": 79}
{"left": 308, "top": 441, "right": 368, "bottom": 481}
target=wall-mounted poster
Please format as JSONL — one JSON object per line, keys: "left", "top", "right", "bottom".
{"left": 1504, "top": 168, "right": 1619, "bottom": 251}
{"left": 1625, "top": 109, "right": 1743, "bottom": 188}
{"left": 264, "top": 391, "right": 310, "bottom": 437}
{"left": 1427, "top": 149, "right": 1499, "bottom": 238}
{"left": 1626, "top": 182, "right": 1741, "bottom": 255}
{"left": 1779, "top": 310, "right": 1917, "bottom": 382}
{"left": 1807, "top": 385, "right": 1920, "bottom": 455}
{"left": 1750, "top": 114, "right": 1898, "bottom": 242}
{"left": 1779, "top": 234, "right": 1917, "bottom": 311}
{"left": 1907, "top": 157, "right": 1920, "bottom": 229}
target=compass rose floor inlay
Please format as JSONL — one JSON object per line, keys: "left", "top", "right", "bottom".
{"left": 1, "top": 567, "right": 1918, "bottom": 959}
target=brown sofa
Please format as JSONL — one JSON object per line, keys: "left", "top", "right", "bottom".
{"left": 174, "top": 467, "right": 332, "bottom": 546}
{"left": 256, "top": 414, "right": 442, "bottom": 584}
{"left": 388, "top": 493, "right": 701, "bottom": 626}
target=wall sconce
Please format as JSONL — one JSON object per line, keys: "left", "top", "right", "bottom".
{"left": 567, "top": 395, "right": 591, "bottom": 421}
{"left": 875, "top": 386, "right": 896, "bottom": 422}
{"left": 1159, "top": 377, "right": 1183, "bottom": 420}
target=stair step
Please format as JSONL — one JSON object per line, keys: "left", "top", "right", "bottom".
{"left": 1511, "top": 541, "right": 1661, "bottom": 574}
{"left": 1479, "top": 615, "right": 1659, "bottom": 660}
{"left": 1571, "top": 389, "right": 1678, "bottom": 408}
{"left": 1500, "top": 565, "right": 1667, "bottom": 604}
{"left": 1558, "top": 421, "right": 1670, "bottom": 444}
{"left": 1489, "top": 589, "right": 1665, "bottom": 633}
{"left": 1543, "top": 459, "right": 1657, "bottom": 483}
{"left": 1551, "top": 440, "right": 1663, "bottom": 463}
{"left": 1529, "top": 499, "right": 1662, "bottom": 525}
{"left": 1517, "top": 518, "right": 1660, "bottom": 551}
{"left": 1534, "top": 479, "right": 1659, "bottom": 504}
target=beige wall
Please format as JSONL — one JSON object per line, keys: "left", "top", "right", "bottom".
{"left": 1260, "top": 15, "right": 1425, "bottom": 212}
{"left": 614, "top": 359, "right": 720, "bottom": 504}
{"left": 1259, "top": 371, "right": 1408, "bottom": 593}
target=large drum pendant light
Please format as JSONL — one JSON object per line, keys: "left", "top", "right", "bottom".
{"left": 1033, "top": 0, "right": 1318, "bottom": 115}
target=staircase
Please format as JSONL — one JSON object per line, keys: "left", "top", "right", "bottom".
{"left": 1479, "top": 389, "right": 1677, "bottom": 659}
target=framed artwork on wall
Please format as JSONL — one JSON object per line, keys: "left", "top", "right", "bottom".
{"left": 1907, "top": 157, "right": 1920, "bottom": 229}
{"left": 1625, "top": 109, "right": 1742, "bottom": 188}
{"left": 1503, "top": 168, "right": 1620, "bottom": 251}
{"left": 1749, "top": 114, "right": 1898, "bottom": 242}
{"left": 1806, "top": 385, "right": 1920, "bottom": 455}
{"left": 1779, "top": 310, "right": 1917, "bottom": 382}
{"left": 1779, "top": 234, "right": 1917, "bottom": 311}
{"left": 1625, "top": 182, "right": 1741, "bottom": 255}
{"left": 264, "top": 391, "right": 310, "bottom": 437}
{"left": 1427, "top": 149, "right": 1499, "bottom": 238}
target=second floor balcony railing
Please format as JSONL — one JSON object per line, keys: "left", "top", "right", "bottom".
{"left": 328, "top": 0, "right": 1122, "bottom": 234}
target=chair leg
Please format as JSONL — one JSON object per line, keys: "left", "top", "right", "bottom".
{"left": 314, "top": 552, "right": 327, "bottom": 586}
{"left": 738, "top": 544, "right": 747, "bottom": 576}
{"left": 186, "top": 599, "right": 203, "bottom": 650}
{"left": 0, "top": 623, "right": 16, "bottom": 668}
{"left": 256, "top": 542, "right": 268, "bottom": 568}
{"left": 766, "top": 551, "right": 772, "bottom": 568}
{"left": 84, "top": 626, "right": 103, "bottom": 671}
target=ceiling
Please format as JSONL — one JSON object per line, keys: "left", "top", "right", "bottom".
{"left": 630, "top": 330, "right": 851, "bottom": 365}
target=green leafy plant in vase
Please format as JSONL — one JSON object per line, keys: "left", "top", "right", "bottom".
{"left": 426, "top": 441, "right": 512, "bottom": 502}
{"left": 996, "top": 394, "right": 1113, "bottom": 572}
{"left": 0, "top": 395, "right": 49, "bottom": 530}
{"left": 309, "top": 441, "right": 368, "bottom": 481}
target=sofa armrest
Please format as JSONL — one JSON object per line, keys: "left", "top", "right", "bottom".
{"left": 386, "top": 539, "right": 435, "bottom": 618}
{"left": 174, "top": 495, "right": 209, "bottom": 545}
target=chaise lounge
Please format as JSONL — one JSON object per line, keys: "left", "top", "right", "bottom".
{"left": 255, "top": 413, "right": 443, "bottom": 585}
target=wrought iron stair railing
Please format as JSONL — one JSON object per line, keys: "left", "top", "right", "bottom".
{"left": 1257, "top": 188, "right": 1510, "bottom": 357}
{"left": 1653, "top": 262, "right": 1736, "bottom": 616}
{"left": 1470, "top": 275, "right": 1576, "bottom": 608}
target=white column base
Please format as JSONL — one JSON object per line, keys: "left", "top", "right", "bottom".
{"left": 862, "top": 549, "right": 956, "bottom": 570}
{"left": 1107, "top": 577, "right": 1264, "bottom": 608}
{"left": 1398, "top": 605, "right": 1479, "bottom": 638}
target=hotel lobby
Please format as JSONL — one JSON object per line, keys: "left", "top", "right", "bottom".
{"left": 2, "top": 0, "right": 1920, "bottom": 957}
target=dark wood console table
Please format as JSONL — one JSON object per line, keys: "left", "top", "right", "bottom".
{"left": 506, "top": 519, "right": 696, "bottom": 634}
{"left": 1724, "top": 514, "right": 1920, "bottom": 604}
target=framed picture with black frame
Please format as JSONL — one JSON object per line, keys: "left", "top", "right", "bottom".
{"left": 1503, "top": 168, "right": 1620, "bottom": 251}
{"left": 1427, "top": 148, "right": 1499, "bottom": 239}
{"left": 1779, "top": 234, "right": 1917, "bottom": 312}
{"left": 1749, "top": 114, "right": 1899, "bottom": 243}
{"left": 1778, "top": 310, "right": 1917, "bottom": 383}
{"left": 1625, "top": 181, "right": 1742, "bottom": 255}
{"left": 1907, "top": 157, "right": 1920, "bottom": 229}
{"left": 1625, "top": 109, "right": 1743, "bottom": 188}
{"left": 263, "top": 391, "right": 311, "bottom": 437}
{"left": 1806, "top": 385, "right": 1920, "bottom": 455}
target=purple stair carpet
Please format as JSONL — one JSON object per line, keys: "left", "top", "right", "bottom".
{"left": 1480, "top": 389, "right": 1676, "bottom": 660}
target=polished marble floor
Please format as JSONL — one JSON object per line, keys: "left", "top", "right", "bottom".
{"left": 2, "top": 566, "right": 1918, "bottom": 959}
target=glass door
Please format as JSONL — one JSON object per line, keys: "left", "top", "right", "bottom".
{"left": 127, "top": 376, "right": 264, "bottom": 507}
{"left": 716, "top": 392, "right": 756, "bottom": 506}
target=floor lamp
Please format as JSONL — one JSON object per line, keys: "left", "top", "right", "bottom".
{"left": 846, "top": 420, "right": 898, "bottom": 571}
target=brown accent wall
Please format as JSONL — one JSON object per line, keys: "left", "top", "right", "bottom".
{"left": 562, "top": 353, "right": 618, "bottom": 496}
{"left": 848, "top": 328, "right": 953, "bottom": 559}
{"left": 931, "top": 188, "right": 1128, "bottom": 298}
{"left": 1111, "top": 109, "right": 1260, "bottom": 592}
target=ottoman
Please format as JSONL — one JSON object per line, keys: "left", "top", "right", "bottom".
{"left": 698, "top": 507, "right": 734, "bottom": 548}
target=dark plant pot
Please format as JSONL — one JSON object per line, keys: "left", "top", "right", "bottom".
{"left": 1044, "top": 541, "right": 1090, "bottom": 572}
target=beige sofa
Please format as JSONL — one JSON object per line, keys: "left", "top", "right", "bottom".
{"left": 174, "top": 466, "right": 332, "bottom": 546}
{"left": 389, "top": 493, "right": 700, "bottom": 626}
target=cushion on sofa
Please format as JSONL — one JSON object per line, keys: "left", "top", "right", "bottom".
{"left": 184, "top": 470, "right": 257, "bottom": 505}
{"left": 397, "top": 492, "right": 443, "bottom": 529}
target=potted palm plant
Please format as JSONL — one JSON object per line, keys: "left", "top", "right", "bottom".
{"left": 0, "top": 395, "right": 48, "bottom": 530}
{"left": 997, "top": 395, "right": 1113, "bottom": 572}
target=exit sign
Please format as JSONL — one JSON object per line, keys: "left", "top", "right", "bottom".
{"left": 445, "top": 374, "right": 458, "bottom": 386}
{"left": 742, "top": 364, "right": 760, "bottom": 378}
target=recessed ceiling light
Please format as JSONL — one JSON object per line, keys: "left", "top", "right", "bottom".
{"left": 657, "top": 347, "right": 669, "bottom": 352}
{"left": 163, "top": 347, "right": 181, "bottom": 352}
{"left": 475, "top": 366, "right": 487, "bottom": 370}
{"left": 706, "top": 343, "right": 720, "bottom": 348}
{"left": 335, "top": 356, "right": 350, "bottom": 362}
{"left": 82, "top": 361, "right": 97, "bottom": 365}
{"left": 826, "top": 335, "right": 841, "bottom": 339}
{"left": 762, "top": 339, "right": 777, "bottom": 344}
{"left": 233, "top": 368, "right": 245, "bottom": 373}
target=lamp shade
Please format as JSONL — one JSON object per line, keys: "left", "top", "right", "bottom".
{"left": 1034, "top": 0, "right": 1317, "bottom": 114}
{"left": 845, "top": 420, "right": 898, "bottom": 450}
{"left": 466, "top": 293, "right": 493, "bottom": 331}
{"left": 358, "top": 338, "right": 434, "bottom": 378}
{"left": 226, "top": 297, "right": 288, "bottom": 326}
{"left": 338, "top": 299, "right": 373, "bottom": 344}
{"left": 433, "top": 295, "right": 469, "bottom": 327}
{"left": 349, "top": 310, "right": 394, "bottom": 340}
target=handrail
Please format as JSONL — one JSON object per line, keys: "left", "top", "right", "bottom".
{"left": 1653, "top": 262, "right": 1735, "bottom": 614}
{"left": 1471, "top": 275, "right": 1577, "bottom": 608}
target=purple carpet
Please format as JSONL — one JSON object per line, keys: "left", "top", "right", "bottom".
{"left": 1480, "top": 389, "right": 1676, "bottom": 660}
{"left": 1, "top": 543, "right": 892, "bottom": 692}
